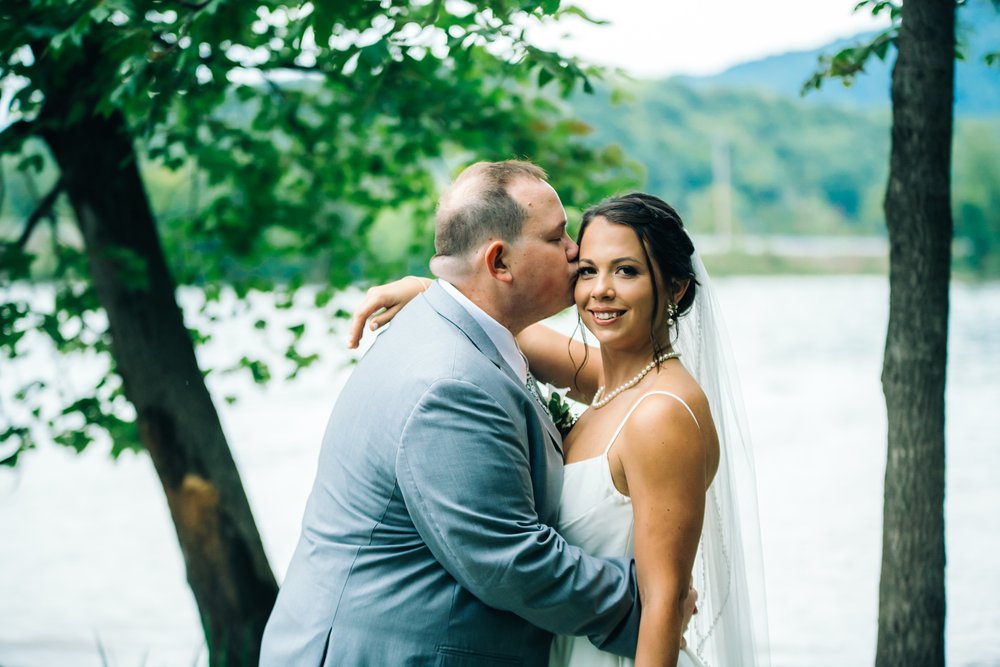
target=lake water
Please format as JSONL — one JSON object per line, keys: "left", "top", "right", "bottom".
{"left": 1, "top": 275, "right": 998, "bottom": 667}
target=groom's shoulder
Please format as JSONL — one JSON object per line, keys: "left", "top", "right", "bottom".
{"left": 366, "top": 296, "right": 488, "bottom": 369}
{"left": 370, "top": 298, "right": 516, "bottom": 390}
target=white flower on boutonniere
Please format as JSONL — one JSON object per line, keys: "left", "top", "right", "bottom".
{"left": 545, "top": 386, "right": 578, "bottom": 439}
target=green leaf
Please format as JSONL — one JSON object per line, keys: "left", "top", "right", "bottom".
{"left": 17, "top": 153, "right": 45, "bottom": 173}
{"left": 540, "top": 0, "right": 561, "bottom": 14}
{"left": 358, "top": 40, "right": 390, "bottom": 72}
{"left": 555, "top": 5, "right": 609, "bottom": 25}
{"left": 0, "top": 300, "right": 30, "bottom": 354}
{"left": 284, "top": 343, "right": 320, "bottom": 379}
{"left": 0, "top": 427, "right": 35, "bottom": 467}
{"left": 311, "top": 5, "right": 337, "bottom": 46}
{"left": 314, "top": 287, "right": 335, "bottom": 308}
{"left": 235, "top": 356, "right": 271, "bottom": 384}
{"left": 55, "top": 429, "right": 93, "bottom": 454}
{"left": 873, "top": 37, "right": 891, "bottom": 61}
{"left": 537, "top": 66, "right": 554, "bottom": 88}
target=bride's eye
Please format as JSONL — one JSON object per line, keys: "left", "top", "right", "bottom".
{"left": 577, "top": 266, "right": 596, "bottom": 277}
{"left": 616, "top": 265, "right": 639, "bottom": 277}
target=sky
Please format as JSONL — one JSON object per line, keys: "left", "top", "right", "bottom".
{"left": 528, "top": 0, "right": 892, "bottom": 79}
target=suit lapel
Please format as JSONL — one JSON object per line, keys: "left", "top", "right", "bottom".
{"left": 424, "top": 283, "right": 517, "bottom": 383}
{"left": 424, "top": 283, "right": 563, "bottom": 452}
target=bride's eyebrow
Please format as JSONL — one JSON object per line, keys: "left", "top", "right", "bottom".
{"left": 578, "top": 256, "right": 643, "bottom": 266}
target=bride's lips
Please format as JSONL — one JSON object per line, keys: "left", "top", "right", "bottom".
{"left": 589, "top": 308, "right": 626, "bottom": 325}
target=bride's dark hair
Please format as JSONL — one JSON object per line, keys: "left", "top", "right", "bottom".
{"left": 577, "top": 192, "right": 699, "bottom": 364}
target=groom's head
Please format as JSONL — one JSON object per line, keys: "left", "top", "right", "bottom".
{"left": 431, "top": 160, "right": 578, "bottom": 333}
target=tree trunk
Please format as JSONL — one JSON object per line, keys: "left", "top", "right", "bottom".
{"left": 876, "top": 1, "right": 955, "bottom": 665}
{"left": 38, "top": 57, "right": 277, "bottom": 666}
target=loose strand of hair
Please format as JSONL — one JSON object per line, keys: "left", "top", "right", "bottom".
{"left": 571, "top": 312, "right": 591, "bottom": 396}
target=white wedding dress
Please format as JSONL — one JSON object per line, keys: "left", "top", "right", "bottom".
{"left": 549, "top": 391, "right": 707, "bottom": 667}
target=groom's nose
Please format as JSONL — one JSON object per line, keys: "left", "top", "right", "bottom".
{"left": 565, "top": 237, "right": 579, "bottom": 262}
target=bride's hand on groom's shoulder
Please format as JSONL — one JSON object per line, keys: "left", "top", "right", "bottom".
{"left": 347, "top": 276, "right": 431, "bottom": 349}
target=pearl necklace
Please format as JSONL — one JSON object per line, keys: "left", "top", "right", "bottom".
{"left": 591, "top": 351, "right": 681, "bottom": 409}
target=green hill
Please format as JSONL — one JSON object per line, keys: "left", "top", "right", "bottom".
{"left": 568, "top": 78, "right": 1000, "bottom": 274}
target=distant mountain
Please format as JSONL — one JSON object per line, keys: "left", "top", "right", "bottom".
{"left": 567, "top": 67, "right": 1000, "bottom": 272}
{"left": 676, "top": 0, "right": 1000, "bottom": 116}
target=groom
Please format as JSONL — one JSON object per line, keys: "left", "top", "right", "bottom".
{"left": 260, "top": 161, "right": 642, "bottom": 665}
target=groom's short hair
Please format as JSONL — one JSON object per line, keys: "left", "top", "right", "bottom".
{"left": 434, "top": 160, "right": 548, "bottom": 258}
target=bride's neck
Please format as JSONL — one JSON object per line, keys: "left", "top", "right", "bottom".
{"left": 599, "top": 344, "right": 671, "bottom": 391}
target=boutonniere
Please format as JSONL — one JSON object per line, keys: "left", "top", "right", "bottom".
{"left": 546, "top": 388, "right": 578, "bottom": 439}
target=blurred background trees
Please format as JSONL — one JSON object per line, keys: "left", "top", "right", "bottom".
{"left": 0, "top": 2, "right": 633, "bottom": 662}
{"left": 1, "top": 0, "right": 997, "bottom": 664}
{"left": 806, "top": 1, "right": 997, "bottom": 663}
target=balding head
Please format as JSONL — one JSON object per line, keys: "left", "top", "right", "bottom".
{"left": 434, "top": 160, "right": 548, "bottom": 264}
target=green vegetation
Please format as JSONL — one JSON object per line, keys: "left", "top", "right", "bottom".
{"left": 570, "top": 78, "right": 1000, "bottom": 276}
{"left": 8, "top": 78, "right": 995, "bottom": 279}
{"left": 0, "top": 3, "right": 636, "bottom": 661}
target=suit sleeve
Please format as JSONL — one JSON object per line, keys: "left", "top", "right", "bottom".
{"left": 395, "top": 378, "right": 641, "bottom": 657}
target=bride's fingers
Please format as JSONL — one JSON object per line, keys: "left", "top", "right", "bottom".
{"left": 347, "top": 303, "right": 406, "bottom": 349}
{"left": 347, "top": 299, "right": 388, "bottom": 349}
{"left": 367, "top": 304, "right": 403, "bottom": 331}
{"left": 346, "top": 278, "right": 425, "bottom": 348}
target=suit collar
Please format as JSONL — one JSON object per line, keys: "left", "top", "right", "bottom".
{"left": 424, "top": 281, "right": 519, "bottom": 386}
{"left": 437, "top": 280, "right": 527, "bottom": 383}
{"left": 424, "top": 282, "right": 562, "bottom": 448}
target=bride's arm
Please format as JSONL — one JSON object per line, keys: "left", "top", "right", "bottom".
{"left": 346, "top": 278, "right": 603, "bottom": 402}
{"left": 516, "top": 324, "right": 601, "bottom": 404}
{"left": 619, "top": 398, "right": 707, "bottom": 667}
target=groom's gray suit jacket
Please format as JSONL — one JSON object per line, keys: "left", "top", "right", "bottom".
{"left": 260, "top": 282, "right": 641, "bottom": 666}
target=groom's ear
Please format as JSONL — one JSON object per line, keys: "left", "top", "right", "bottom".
{"left": 484, "top": 240, "right": 514, "bottom": 284}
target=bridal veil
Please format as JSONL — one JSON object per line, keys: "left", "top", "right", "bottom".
{"left": 673, "top": 247, "right": 770, "bottom": 667}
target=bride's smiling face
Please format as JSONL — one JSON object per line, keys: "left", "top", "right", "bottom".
{"left": 574, "top": 216, "right": 668, "bottom": 353}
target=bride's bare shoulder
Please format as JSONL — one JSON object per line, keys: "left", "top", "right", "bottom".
{"left": 620, "top": 374, "right": 720, "bottom": 481}
{"left": 648, "top": 364, "right": 711, "bottom": 420}
{"left": 623, "top": 385, "right": 705, "bottom": 439}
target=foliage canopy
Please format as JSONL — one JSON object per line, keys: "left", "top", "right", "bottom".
{"left": 0, "top": 1, "right": 637, "bottom": 465}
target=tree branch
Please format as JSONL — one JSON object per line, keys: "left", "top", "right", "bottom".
{"left": 18, "top": 176, "right": 64, "bottom": 249}
{"left": 174, "top": 0, "right": 211, "bottom": 10}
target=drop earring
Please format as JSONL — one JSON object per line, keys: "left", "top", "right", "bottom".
{"left": 666, "top": 302, "right": 678, "bottom": 327}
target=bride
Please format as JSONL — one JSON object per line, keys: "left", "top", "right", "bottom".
{"left": 350, "top": 193, "right": 767, "bottom": 667}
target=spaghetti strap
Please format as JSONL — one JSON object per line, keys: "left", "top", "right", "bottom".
{"left": 602, "top": 390, "right": 701, "bottom": 456}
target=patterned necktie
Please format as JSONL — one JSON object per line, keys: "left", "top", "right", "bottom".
{"left": 519, "top": 348, "right": 550, "bottom": 412}
{"left": 525, "top": 370, "right": 549, "bottom": 412}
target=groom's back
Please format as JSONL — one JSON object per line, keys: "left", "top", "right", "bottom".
{"left": 260, "top": 291, "right": 558, "bottom": 666}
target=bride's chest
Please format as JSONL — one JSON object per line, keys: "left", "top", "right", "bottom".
{"left": 562, "top": 404, "right": 634, "bottom": 464}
